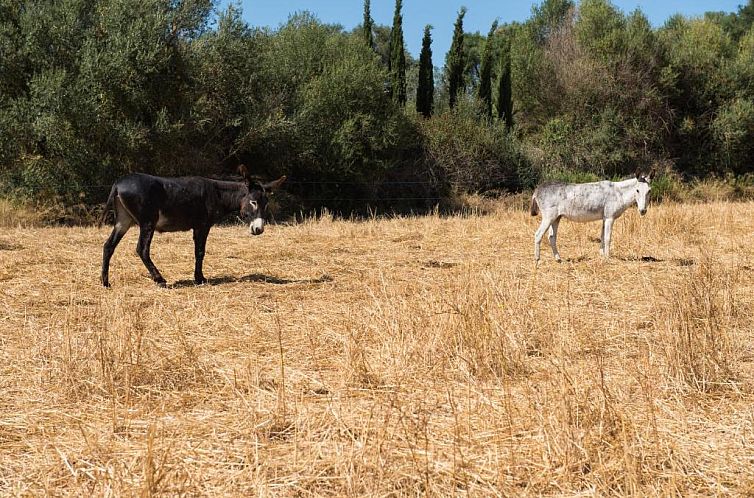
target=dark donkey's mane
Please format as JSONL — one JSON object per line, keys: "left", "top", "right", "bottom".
{"left": 212, "top": 178, "right": 251, "bottom": 217}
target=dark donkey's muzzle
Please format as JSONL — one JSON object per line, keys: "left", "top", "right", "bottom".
{"left": 249, "top": 217, "right": 265, "bottom": 235}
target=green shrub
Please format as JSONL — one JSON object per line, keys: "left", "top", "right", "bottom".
{"left": 648, "top": 170, "right": 684, "bottom": 202}
{"left": 419, "top": 99, "right": 534, "bottom": 193}
{"left": 712, "top": 97, "right": 754, "bottom": 174}
{"left": 540, "top": 169, "right": 601, "bottom": 184}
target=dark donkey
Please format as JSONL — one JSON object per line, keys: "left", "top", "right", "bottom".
{"left": 100, "top": 165, "right": 286, "bottom": 287}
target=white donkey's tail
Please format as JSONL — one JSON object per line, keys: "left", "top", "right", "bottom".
{"left": 529, "top": 194, "right": 539, "bottom": 216}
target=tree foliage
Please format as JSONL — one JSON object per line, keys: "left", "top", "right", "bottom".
{"left": 446, "top": 7, "right": 467, "bottom": 110}
{"left": 416, "top": 25, "right": 434, "bottom": 118}
{"left": 388, "top": 0, "right": 407, "bottom": 106}
{"left": 477, "top": 20, "right": 498, "bottom": 118}
{"left": 362, "top": 0, "right": 374, "bottom": 49}
{"left": 496, "top": 35, "right": 513, "bottom": 129}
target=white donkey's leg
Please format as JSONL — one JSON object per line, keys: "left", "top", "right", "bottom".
{"left": 602, "top": 217, "right": 614, "bottom": 258}
{"left": 534, "top": 216, "right": 554, "bottom": 262}
{"left": 599, "top": 220, "right": 606, "bottom": 256}
{"left": 548, "top": 217, "right": 562, "bottom": 262}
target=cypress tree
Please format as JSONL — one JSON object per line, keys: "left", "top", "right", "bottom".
{"left": 496, "top": 36, "right": 514, "bottom": 130}
{"left": 416, "top": 25, "right": 434, "bottom": 118}
{"left": 362, "top": 0, "right": 374, "bottom": 49}
{"left": 388, "top": 0, "right": 407, "bottom": 105}
{"left": 447, "top": 7, "right": 467, "bottom": 109}
{"left": 478, "top": 20, "right": 498, "bottom": 118}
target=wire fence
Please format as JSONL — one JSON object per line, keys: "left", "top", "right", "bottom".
{"left": 22, "top": 175, "right": 522, "bottom": 189}
{"left": 8, "top": 175, "right": 533, "bottom": 218}
{"left": 44, "top": 180, "right": 446, "bottom": 189}
{"left": 15, "top": 179, "right": 474, "bottom": 205}
{"left": 5, "top": 177, "right": 535, "bottom": 227}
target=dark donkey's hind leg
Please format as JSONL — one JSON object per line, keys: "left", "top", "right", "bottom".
{"left": 102, "top": 223, "right": 131, "bottom": 287}
{"left": 101, "top": 198, "right": 134, "bottom": 287}
{"left": 193, "top": 226, "right": 210, "bottom": 285}
{"left": 136, "top": 224, "right": 167, "bottom": 286}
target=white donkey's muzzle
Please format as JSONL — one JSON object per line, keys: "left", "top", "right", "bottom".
{"left": 249, "top": 218, "right": 265, "bottom": 235}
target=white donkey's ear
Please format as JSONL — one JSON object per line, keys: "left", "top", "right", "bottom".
{"left": 636, "top": 168, "right": 652, "bottom": 183}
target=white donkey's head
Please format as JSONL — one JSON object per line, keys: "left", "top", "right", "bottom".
{"left": 635, "top": 170, "right": 653, "bottom": 216}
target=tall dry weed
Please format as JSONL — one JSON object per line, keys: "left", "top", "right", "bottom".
{"left": 654, "top": 257, "right": 741, "bottom": 392}
{"left": 527, "top": 361, "right": 645, "bottom": 495}
{"left": 441, "top": 269, "right": 545, "bottom": 380}
{"left": 36, "top": 297, "right": 218, "bottom": 402}
{"left": 0, "top": 198, "right": 48, "bottom": 227}
{"left": 357, "top": 267, "right": 542, "bottom": 384}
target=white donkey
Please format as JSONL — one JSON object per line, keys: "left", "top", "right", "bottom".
{"left": 530, "top": 172, "right": 652, "bottom": 262}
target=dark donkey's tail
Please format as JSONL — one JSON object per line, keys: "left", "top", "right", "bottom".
{"left": 529, "top": 192, "right": 539, "bottom": 216}
{"left": 99, "top": 184, "right": 117, "bottom": 228}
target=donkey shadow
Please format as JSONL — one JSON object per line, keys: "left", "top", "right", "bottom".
{"left": 618, "top": 255, "right": 665, "bottom": 263}
{"left": 562, "top": 255, "right": 591, "bottom": 263}
{"left": 554, "top": 255, "right": 691, "bottom": 265}
{"left": 171, "top": 273, "right": 333, "bottom": 288}
{"left": 617, "top": 255, "right": 695, "bottom": 266}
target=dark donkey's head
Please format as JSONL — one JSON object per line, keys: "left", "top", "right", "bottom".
{"left": 238, "top": 165, "right": 287, "bottom": 235}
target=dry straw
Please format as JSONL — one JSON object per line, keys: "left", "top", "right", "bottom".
{"left": 1, "top": 201, "right": 753, "bottom": 495}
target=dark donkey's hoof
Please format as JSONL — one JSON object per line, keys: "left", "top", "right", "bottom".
{"left": 155, "top": 278, "right": 167, "bottom": 288}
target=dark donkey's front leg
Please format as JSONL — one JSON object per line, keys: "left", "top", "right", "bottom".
{"left": 193, "top": 226, "right": 210, "bottom": 285}
{"left": 136, "top": 224, "right": 167, "bottom": 286}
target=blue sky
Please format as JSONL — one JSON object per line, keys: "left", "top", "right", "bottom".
{"left": 219, "top": 1, "right": 744, "bottom": 59}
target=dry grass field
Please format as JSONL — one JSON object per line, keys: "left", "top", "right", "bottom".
{"left": 2, "top": 201, "right": 754, "bottom": 496}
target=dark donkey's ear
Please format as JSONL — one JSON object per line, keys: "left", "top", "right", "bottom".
{"left": 635, "top": 169, "right": 643, "bottom": 180}
{"left": 263, "top": 176, "right": 287, "bottom": 191}
{"left": 238, "top": 164, "right": 251, "bottom": 181}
